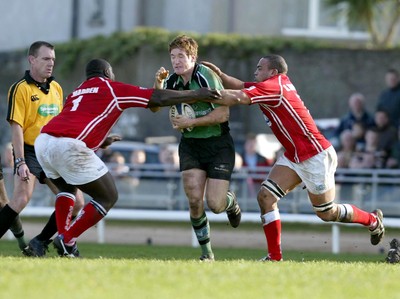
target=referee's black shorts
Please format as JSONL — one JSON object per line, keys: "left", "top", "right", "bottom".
{"left": 178, "top": 134, "right": 235, "bottom": 181}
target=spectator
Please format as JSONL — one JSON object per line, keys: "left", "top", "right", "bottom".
{"left": 374, "top": 109, "right": 398, "bottom": 167}
{"left": 158, "top": 145, "right": 179, "bottom": 170}
{"left": 349, "top": 129, "right": 379, "bottom": 169}
{"left": 128, "top": 149, "right": 147, "bottom": 187}
{"left": 241, "top": 133, "right": 271, "bottom": 197}
{"left": 386, "top": 129, "right": 400, "bottom": 168}
{"left": 108, "top": 151, "right": 138, "bottom": 197}
{"left": 242, "top": 133, "right": 272, "bottom": 169}
{"left": 350, "top": 121, "right": 367, "bottom": 152}
{"left": 337, "top": 130, "right": 356, "bottom": 168}
{"left": 108, "top": 151, "right": 130, "bottom": 177}
{"left": 130, "top": 149, "right": 146, "bottom": 166}
{"left": 376, "top": 69, "right": 400, "bottom": 127}
{"left": 334, "top": 93, "right": 374, "bottom": 148}
{"left": 234, "top": 152, "right": 243, "bottom": 171}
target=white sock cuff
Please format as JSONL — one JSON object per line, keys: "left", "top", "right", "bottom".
{"left": 261, "top": 209, "right": 280, "bottom": 225}
{"left": 57, "top": 192, "right": 76, "bottom": 202}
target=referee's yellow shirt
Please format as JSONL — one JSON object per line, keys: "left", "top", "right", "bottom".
{"left": 7, "top": 71, "right": 63, "bottom": 146}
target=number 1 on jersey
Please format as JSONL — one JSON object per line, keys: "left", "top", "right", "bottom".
{"left": 71, "top": 95, "right": 83, "bottom": 111}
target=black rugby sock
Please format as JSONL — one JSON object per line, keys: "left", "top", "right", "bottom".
{"left": 36, "top": 211, "right": 57, "bottom": 241}
{"left": 0, "top": 204, "right": 18, "bottom": 239}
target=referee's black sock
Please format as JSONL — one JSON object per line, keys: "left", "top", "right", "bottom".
{"left": 0, "top": 204, "right": 18, "bottom": 239}
{"left": 35, "top": 211, "right": 57, "bottom": 241}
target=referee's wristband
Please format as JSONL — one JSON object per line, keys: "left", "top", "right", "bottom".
{"left": 15, "top": 157, "right": 25, "bottom": 165}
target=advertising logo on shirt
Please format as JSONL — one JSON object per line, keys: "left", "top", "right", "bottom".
{"left": 38, "top": 104, "right": 60, "bottom": 116}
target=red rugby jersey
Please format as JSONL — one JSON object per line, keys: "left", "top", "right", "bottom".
{"left": 243, "top": 74, "right": 331, "bottom": 163}
{"left": 41, "top": 77, "right": 154, "bottom": 151}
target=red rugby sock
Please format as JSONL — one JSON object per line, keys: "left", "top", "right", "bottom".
{"left": 262, "top": 218, "right": 282, "bottom": 261}
{"left": 55, "top": 193, "right": 75, "bottom": 234}
{"left": 62, "top": 201, "right": 106, "bottom": 245}
{"left": 350, "top": 205, "right": 376, "bottom": 227}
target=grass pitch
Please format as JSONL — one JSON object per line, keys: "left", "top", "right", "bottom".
{"left": 0, "top": 241, "right": 398, "bottom": 299}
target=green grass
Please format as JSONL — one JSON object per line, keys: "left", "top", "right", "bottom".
{"left": 0, "top": 241, "right": 397, "bottom": 299}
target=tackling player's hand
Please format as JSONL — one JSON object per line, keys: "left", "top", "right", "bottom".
{"left": 196, "top": 88, "right": 222, "bottom": 101}
{"left": 100, "top": 135, "right": 122, "bottom": 149}
{"left": 201, "top": 61, "right": 222, "bottom": 77}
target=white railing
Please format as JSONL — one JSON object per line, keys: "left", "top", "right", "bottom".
{"left": 17, "top": 206, "right": 400, "bottom": 254}
{"left": 3, "top": 166, "right": 400, "bottom": 254}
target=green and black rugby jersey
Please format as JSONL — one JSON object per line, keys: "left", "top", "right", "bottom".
{"left": 165, "top": 63, "right": 230, "bottom": 138}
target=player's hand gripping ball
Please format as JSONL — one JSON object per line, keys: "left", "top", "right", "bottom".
{"left": 169, "top": 103, "right": 195, "bottom": 132}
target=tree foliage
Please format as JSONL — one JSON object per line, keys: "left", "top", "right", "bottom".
{"left": 325, "top": 0, "right": 400, "bottom": 48}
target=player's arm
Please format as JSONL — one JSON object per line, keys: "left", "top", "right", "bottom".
{"left": 222, "top": 89, "right": 251, "bottom": 105}
{"left": 148, "top": 88, "right": 221, "bottom": 108}
{"left": 201, "top": 61, "right": 245, "bottom": 90}
{"left": 10, "top": 121, "right": 30, "bottom": 180}
{"left": 203, "top": 89, "right": 251, "bottom": 107}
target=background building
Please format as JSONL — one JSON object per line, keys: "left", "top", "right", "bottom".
{"left": 0, "top": 0, "right": 383, "bottom": 53}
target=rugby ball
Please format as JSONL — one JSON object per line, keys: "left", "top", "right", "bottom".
{"left": 169, "top": 103, "right": 195, "bottom": 132}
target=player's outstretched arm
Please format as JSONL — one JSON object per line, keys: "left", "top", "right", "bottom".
{"left": 216, "top": 89, "right": 251, "bottom": 107}
{"left": 201, "top": 61, "right": 245, "bottom": 90}
{"left": 148, "top": 88, "right": 221, "bottom": 108}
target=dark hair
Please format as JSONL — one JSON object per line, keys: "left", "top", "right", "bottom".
{"left": 85, "top": 58, "right": 111, "bottom": 79}
{"left": 375, "top": 108, "right": 390, "bottom": 116}
{"left": 387, "top": 68, "right": 399, "bottom": 77}
{"left": 263, "top": 54, "right": 288, "bottom": 74}
{"left": 28, "top": 41, "right": 54, "bottom": 57}
{"left": 169, "top": 35, "right": 198, "bottom": 58}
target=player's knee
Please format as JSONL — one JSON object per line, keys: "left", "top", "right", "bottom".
{"left": 313, "top": 201, "right": 337, "bottom": 222}
{"left": 73, "top": 198, "right": 84, "bottom": 213}
{"left": 207, "top": 200, "right": 225, "bottom": 214}
{"left": 101, "top": 196, "right": 118, "bottom": 211}
{"left": 110, "top": 191, "right": 118, "bottom": 206}
{"left": 258, "top": 179, "right": 285, "bottom": 207}
{"left": 95, "top": 191, "right": 118, "bottom": 211}
{"left": 188, "top": 198, "right": 203, "bottom": 212}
